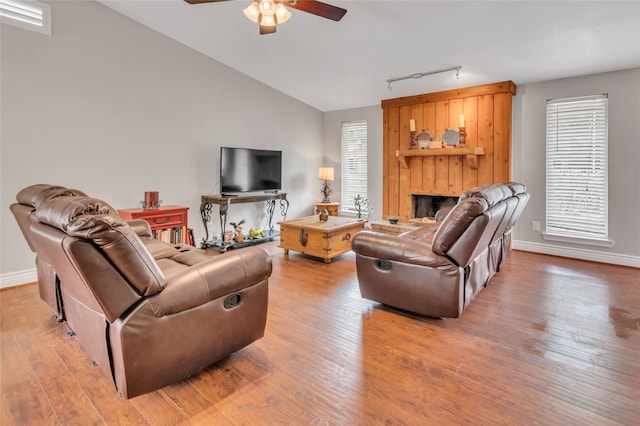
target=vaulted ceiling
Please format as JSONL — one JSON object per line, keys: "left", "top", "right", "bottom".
{"left": 98, "top": 0, "right": 640, "bottom": 112}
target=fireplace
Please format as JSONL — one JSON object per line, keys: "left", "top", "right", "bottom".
{"left": 412, "top": 195, "right": 458, "bottom": 220}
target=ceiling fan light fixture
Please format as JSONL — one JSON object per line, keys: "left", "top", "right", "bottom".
{"left": 243, "top": 1, "right": 260, "bottom": 22}
{"left": 258, "top": 13, "right": 277, "bottom": 34}
{"left": 275, "top": 2, "right": 291, "bottom": 24}
{"left": 187, "top": 0, "right": 347, "bottom": 35}
{"left": 259, "top": 13, "right": 276, "bottom": 27}
{"left": 258, "top": 0, "right": 274, "bottom": 16}
{"left": 244, "top": 0, "right": 291, "bottom": 34}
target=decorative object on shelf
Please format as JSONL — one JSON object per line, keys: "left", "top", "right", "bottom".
{"left": 428, "top": 140, "right": 443, "bottom": 149}
{"left": 223, "top": 230, "right": 233, "bottom": 243}
{"left": 318, "top": 208, "right": 329, "bottom": 222}
{"left": 142, "top": 191, "right": 161, "bottom": 210}
{"left": 458, "top": 114, "right": 467, "bottom": 147}
{"left": 318, "top": 166, "right": 334, "bottom": 202}
{"left": 230, "top": 219, "right": 246, "bottom": 243}
{"left": 354, "top": 194, "right": 368, "bottom": 220}
{"left": 248, "top": 227, "right": 265, "bottom": 239}
{"left": 415, "top": 129, "right": 433, "bottom": 149}
{"left": 441, "top": 129, "right": 459, "bottom": 146}
{"left": 386, "top": 66, "right": 462, "bottom": 90}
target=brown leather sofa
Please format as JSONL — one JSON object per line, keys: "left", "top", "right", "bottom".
{"left": 11, "top": 186, "right": 272, "bottom": 398}
{"left": 352, "top": 183, "right": 529, "bottom": 318}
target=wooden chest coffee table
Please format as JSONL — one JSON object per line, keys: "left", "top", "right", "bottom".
{"left": 278, "top": 216, "right": 366, "bottom": 263}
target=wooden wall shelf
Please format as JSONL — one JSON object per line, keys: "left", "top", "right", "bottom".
{"left": 396, "top": 147, "right": 485, "bottom": 169}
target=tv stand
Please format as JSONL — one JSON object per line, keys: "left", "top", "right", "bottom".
{"left": 200, "top": 192, "right": 289, "bottom": 252}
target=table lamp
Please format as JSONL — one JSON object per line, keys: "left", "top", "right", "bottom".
{"left": 318, "top": 167, "right": 334, "bottom": 202}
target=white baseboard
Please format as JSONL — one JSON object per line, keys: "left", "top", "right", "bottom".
{"left": 513, "top": 240, "right": 640, "bottom": 268}
{"left": 0, "top": 268, "right": 37, "bottom": 289}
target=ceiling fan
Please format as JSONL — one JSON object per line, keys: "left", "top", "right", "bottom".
{"left": 184, "top": 0, "right": 347, "bottom": 35}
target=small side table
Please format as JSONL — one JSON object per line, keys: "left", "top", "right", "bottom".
{"left": 315, "top": 202, "right": 340, "bottom": 216}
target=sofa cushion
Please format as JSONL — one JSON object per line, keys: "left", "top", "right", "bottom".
{"left": 459, "top": 183, "right": 510, "bottom": 207}
{"left": 431, "top": 197, "right": 488, "bottom": 256}
{"left": 508, "top": 182, "right": 527, "bottom": 195}
{"left": 16, "top": 184, "right": 88, "bottom": 208}
{"left": 35, "top": 196, "right": 166, "bottom": 296}
{"left": 35, "top": 196, "right": 116, "bottom": 230}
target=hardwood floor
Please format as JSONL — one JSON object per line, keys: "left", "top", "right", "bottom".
{"left": 1, "top": 243, "right": 638, "bottom": 425}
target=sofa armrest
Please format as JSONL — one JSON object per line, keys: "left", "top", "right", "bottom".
{"left": 147, "top": 247, "right": 272, "bottom": 316}
{"left": 126, "top": 219, "right": 152, "bottom": 238}
{"left": 352, "top": 231, "right": 454, "bottom": 268}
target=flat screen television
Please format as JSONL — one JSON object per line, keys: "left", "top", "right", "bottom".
{"left": 220, "top": 147, "right": 282, "bottom": 195}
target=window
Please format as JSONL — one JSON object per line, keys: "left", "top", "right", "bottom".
{"left": 0, "top": 0, "right": 51, "bottom": 35}
{"left": 545, "top": 94, "right": 611, "bottom": 246}
{"left": 340, "top": 120, "right": 367, "bottom": 215}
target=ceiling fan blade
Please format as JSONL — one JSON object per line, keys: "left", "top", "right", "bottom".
{"left": 184, "top": 0, "right": 231, "bottom": 4}
{"left": 285, "top": 0, "right": 347, "bottom": 22}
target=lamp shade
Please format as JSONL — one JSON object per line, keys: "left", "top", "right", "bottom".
{"left": 318, "top": 167, "right": 334, "bottom": 181}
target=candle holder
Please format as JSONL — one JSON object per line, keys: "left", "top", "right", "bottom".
{"left": 458, "top": 127, "right": 467, "bottom": 148}
{"left": 142, "top": 191, "right": 161, "bottom": 210}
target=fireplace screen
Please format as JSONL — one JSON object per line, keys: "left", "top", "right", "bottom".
{"left": 413, "top": 195, "right": 458, "bottom": 220}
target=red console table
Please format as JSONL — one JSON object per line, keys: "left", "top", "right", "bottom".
{"left": 118, "top": 205, "right": 189, "bottom": 245}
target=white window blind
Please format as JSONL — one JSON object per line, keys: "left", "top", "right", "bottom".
{"left": 340, "top": 120, "right": 368, "bottom": 213}
{"left": 545, "top": 94, "right": 608, "bottom": 242}
{"left": 0, "top": 0, "right": 51, "bottom": 35}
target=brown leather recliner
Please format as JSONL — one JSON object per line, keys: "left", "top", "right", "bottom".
{"left": 352, "top": 183, "right": 528, "bottom": 318}
{"left": 26, "top": 194, "right": 271, "bottom": 398}
{"left": 10, "top": 184, "right": 88, "bottom": 319}
{"left": 10, "top": 184, "right": 197, "bottom": 321}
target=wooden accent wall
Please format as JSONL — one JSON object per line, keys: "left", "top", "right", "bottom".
{"left": 382, "top": 81, "right": 516, "bottom": 221}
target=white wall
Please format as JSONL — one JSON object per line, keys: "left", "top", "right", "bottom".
{"left": 512, "top": 68, "right": 640, "bottom": 267}
{"left": 1, "top": 1, "right": 324, "bottom": 287}
{"left": 323, "top": 106, "right": 383, "bottom": 221}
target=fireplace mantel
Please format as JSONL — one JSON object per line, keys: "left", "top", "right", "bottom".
{"left": 396, "top": 146, "right": 485, "bottom": 169}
